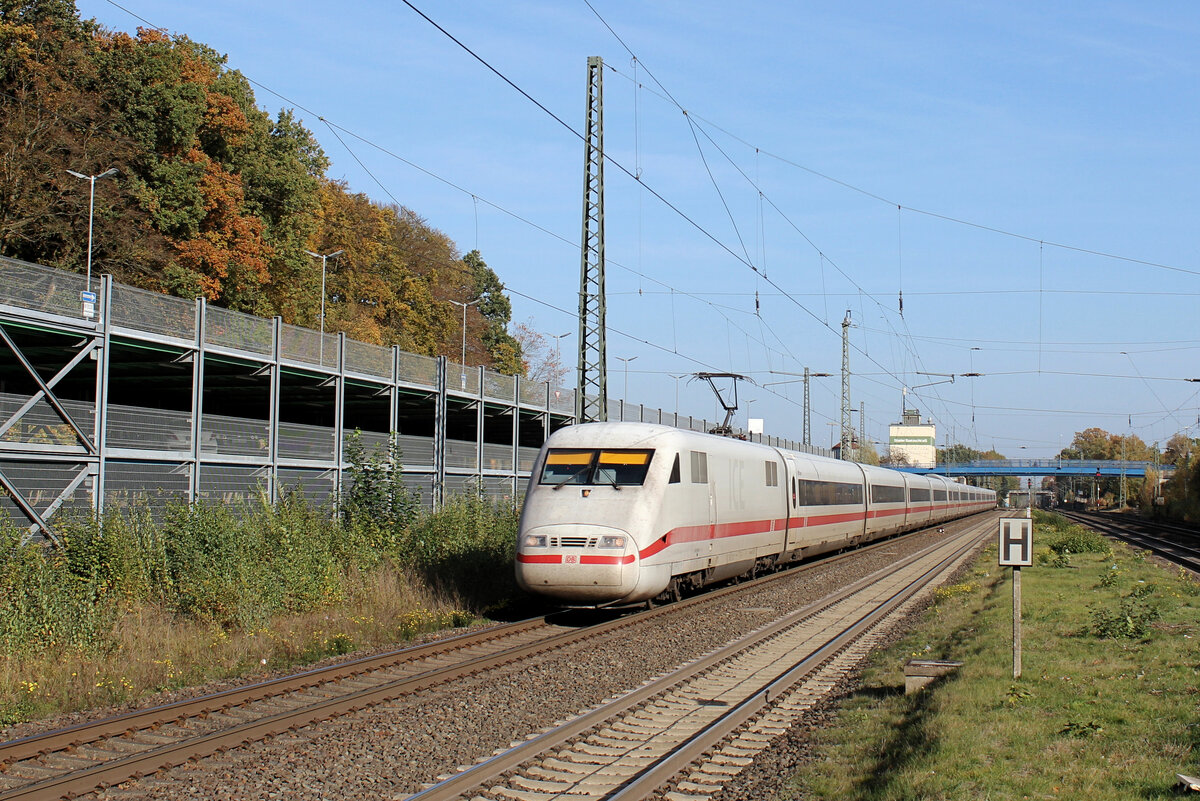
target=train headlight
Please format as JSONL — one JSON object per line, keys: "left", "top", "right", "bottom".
{"left": 598, "top": 535, "right": 626, "bottom": 549}
{"left": 523, "top": 534, "right": 548, "bottom": 548}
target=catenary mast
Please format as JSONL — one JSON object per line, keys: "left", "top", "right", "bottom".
{"left": 576, "top": 56, "right": 608, "bottom": 422}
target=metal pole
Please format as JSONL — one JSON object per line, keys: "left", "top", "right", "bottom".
{"left": 803, "top": 367, "right": 810, "bottom": 447}
{"left": 67, "top": 168, "right": 118, "bottom": 292}
{"left": 305, "top": 249, "right": 343, "bottom": 367}
{"left": 1009, "top": 496, "right": 1031, "bottom": 679}
{"left": 576, "top": 55, "right": 608, "bottom": 423}
{"left": 840, "top": 310, "right": 852, "bottom": 460}
{"left": 616, "top": 356, "right": 636, "bottom": 403}
{"left": 1013, "top": 565, "right": 1022, "bottom": 678}
{"left": 85, "top": 176, "right": 95, "bottom": 292}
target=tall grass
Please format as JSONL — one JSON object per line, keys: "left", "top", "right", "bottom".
{"left": 0, "top": 448, "right": 522, "bottom": 726}
{"left": 791, "top": 515, "right": 1200, "bottom": 800}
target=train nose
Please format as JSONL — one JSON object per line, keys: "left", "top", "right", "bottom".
{"left": 516, "top": 524, "right": 637, "bottom": 601}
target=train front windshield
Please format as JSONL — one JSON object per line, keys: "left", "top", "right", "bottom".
{"left": 540, "top": 449, "right": 654, "bottom": 487}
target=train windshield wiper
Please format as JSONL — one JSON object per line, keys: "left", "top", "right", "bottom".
{"left": 551, "top": 465, "right": 592, "bottom": 490}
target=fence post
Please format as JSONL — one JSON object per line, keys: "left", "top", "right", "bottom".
{"left": 93, "top": 275, "right": 114, "bottom": 516}
{"left": 189, "top": 296, "right": 206, "bottom": 503}
{"left": 268, "top": 317, "right": 282, "bottom": 503}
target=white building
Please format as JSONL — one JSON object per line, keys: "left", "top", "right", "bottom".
{"left": 888, "top": 409, "right": 936, "bottom": 467}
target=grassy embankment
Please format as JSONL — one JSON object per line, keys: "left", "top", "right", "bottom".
{"left": 789, "top": 511, "right": 1199, "bottom": 800}
{"left": 0, "top": 452, "right": 522, "bottom": 727}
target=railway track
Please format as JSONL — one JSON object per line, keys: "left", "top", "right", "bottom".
{"left": 0, "top": 522, "right": 979, "bottom": 801}
{"left": 406, "top": 515, "right": 992, "bottom": 801}
{"left": 1058, "top": 510, "right": 1200, "bottom": 574}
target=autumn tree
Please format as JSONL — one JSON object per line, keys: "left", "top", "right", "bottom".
{"left": 0, "top": 1, "right": 160, "bottom": 273}
{"left": 857, "top": 439, "right": 880, "bottom": 465}
{"left": 462, "top": 250, "right": 522, "bottom": 375}
{"left": 0, "top": 2, "right": 522, "bottom": 374}
{"left": 1058, "top": 427, "right": 1158, "bottom": 507}
{"left": 512, "top": 318, "right": 568, "bottom": 387}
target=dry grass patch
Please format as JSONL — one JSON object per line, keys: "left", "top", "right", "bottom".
{"left": 0, "top": 563, "right": 473, "bottom": 730}
{"left": 788, "top": 512, "right": 1200, "bottom": 801}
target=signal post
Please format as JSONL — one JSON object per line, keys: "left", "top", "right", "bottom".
{"left": 999, "top": 498, "right": 1033, "bottom": 678}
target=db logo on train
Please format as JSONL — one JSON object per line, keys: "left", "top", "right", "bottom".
{"left": 565, "top": 555, "right": 578, "bottom": 564}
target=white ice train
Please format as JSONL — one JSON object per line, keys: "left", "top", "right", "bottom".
{"left": 515, "top": 422, "right": 995, "bottom": 606}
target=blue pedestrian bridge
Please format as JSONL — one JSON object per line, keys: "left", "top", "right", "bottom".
{"left": 895, "top": 459, "right": 1172, "bottom": 478}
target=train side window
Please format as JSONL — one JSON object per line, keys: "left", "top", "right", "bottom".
{"left": 669, "top": 454, "right": 681, "bottom": 484}
{"left": 870, "top": 484, "right": 905, "bottom": 504}
{"left": 765, "top": 461, "right": 778, "bottom": 487}
{"left": 690, "top": 451, "right": 708, "bottom": 484}
{"left": 792, "top": 477, "right": 797, "bottom": 507}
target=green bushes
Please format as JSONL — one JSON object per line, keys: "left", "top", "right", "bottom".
{"left": 339, "top": 432, "right": 520, "bottom": 609}
{"left": 1090, "top": 594, "right": 1162, "bottom": 639}
{"left": 0, "top": 524, "right": 117, "bottom": 654}
{"left": 1034, "top": 512, "right": 1112, "bottom": 557}
{"left": 1, "top": 446, "right": 521, "bottom": 658}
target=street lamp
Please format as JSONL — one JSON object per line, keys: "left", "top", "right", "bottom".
{"left": 448, "top": 298, "right": 482, "bottom": 366}
{"left": 304, "top": 249, "right": 344, "bottom": 366}
{"left": 65, "top": 167, "right": 119, "bottom": 293}
{"left": 765, "top": 369, "right": 831, "bottom": 447}
{"left": 550, "top": 331, "right": 572, "bottom": 357}
{"left": 550, "top": 332, "right": 572, "bottom": 389}
{"left": 615, "top": 356, "right": 637, "bottom": 403}
{"left": 669, "top": 373, "right": 688, "bottom": 415}
{"left": 304, "top": 249, "right": 344, "bottom": 337}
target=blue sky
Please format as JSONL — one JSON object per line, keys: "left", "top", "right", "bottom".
{"left": 76, "top": 1, "right": 1200, "bottom": 458}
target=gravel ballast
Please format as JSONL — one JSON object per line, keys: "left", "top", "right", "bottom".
{"left": 62, "top": 525, "right": 980, "bottom": 800}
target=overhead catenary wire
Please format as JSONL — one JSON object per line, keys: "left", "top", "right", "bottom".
{"left": 578, "top": 10, "right": 970, "bottom": 438}
{"left": 602, "top": 60, "right": 1200, "bottom": 281}
{"left": 93, "top": 0, "right": 1200, "bottom": 449}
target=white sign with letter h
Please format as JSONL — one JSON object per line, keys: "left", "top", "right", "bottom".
{"left": 998, "top": 517, "right": 1033, "bottom": 566}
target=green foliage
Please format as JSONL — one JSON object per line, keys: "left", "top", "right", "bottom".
{"left": 463, "top": 249, "right": 524, "bottom": 375}
{"left": 401, "top": 492, "right": 520, "bottom": 608}
{"left": 0, "top": 522, "right": 116, "bottom": 654}
{"left": 0, "top": 470, "right": 521, "bottom": 658}
{"left": 0, "top": 5, "right": 525, "bottom": 374}
{"left": 1059, "top": 719, "right": 1103, "bottom": 738}
{"left": 1038, "top": 513, "right": 1113, "bottom": 557}
{"left": 1004, "top": 684, "right": 1033, "bottom": 707}
{"left": 341, "top": 430, "right": 420, "bottom": 553}
{"left": 1090, "top": 596, "right": 1161, "bottom": 639}
{"left": 340, "top": 431, "right": 519, "bottom": 607}
{"left": 1048, "top": 551, "right": 1072, "bottom": 568}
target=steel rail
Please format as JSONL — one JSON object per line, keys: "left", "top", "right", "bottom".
{"left": 1059, "top": 511, "right": 1200, "bottom": 572}
{"left": 0, "top": 514, "right": 956, "bottom": 766}
{"left": 0, "top": 515, "right": 990, "bottom": 800}
{"left": 610, "top": 520, "right": 990, "bottom": 801}
{"left": 0, "top": 617, "right": 549, "bottom": 765}
{"left": 404, "top": 519, "right": 990, "bottom": 801}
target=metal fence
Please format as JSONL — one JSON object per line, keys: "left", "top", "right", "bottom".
{"left": 206, "top": 305, "right": 272, "bottom": 355}
{"left": 345, "top": 339, "right": 392, "bottom": 379}
{"left": 111, "top": 283, "right": 195, "bottom": 341}
{"left": 0, "top": 259, "right": 832, "bottom": 538}
{"left": 0, "top": 256, "right": 97, "bottom": 321}
{"left": 0, "top": 393, "right": 94, "bottom": 447}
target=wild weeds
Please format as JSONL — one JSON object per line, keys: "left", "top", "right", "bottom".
{"left": 0, "top": 438, "right": 519, "bottom": 724}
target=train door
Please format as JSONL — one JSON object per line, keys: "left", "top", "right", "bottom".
{"left": 850, "top": 461, "right": 869, "bottom": 543}
{"left": 783, "top": 456, "right": 801, "bottom": 555}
